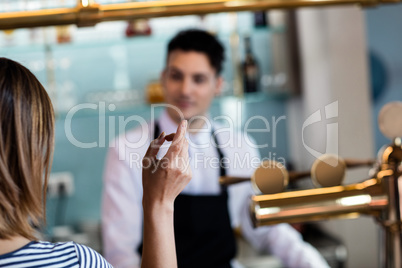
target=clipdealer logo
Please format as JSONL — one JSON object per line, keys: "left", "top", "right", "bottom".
{"left": 62, "top": 100, "right": 338, "bottom": 167}
{"left": 62, "top": 101, "right": 288, "bottom": 166}
{"left": 63, "top": 101, "right": 286, "bottom": 150}
{"left": 302, "top": 101, "right": 339, "bottom": 166}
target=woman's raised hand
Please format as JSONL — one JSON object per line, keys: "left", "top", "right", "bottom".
{"left": 142, "top": 120, "right": 192, "bottom": 209}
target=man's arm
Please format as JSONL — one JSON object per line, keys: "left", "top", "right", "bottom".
{"left": 102, "top": 145, "right": 143, "bottom": 268}
{"left": 240, "top": 200, "right": 329, "bottom": 268}
{"left": 230, "top": 133, "right": 329, "bottom": 268}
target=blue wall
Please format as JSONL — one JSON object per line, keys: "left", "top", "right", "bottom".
{"left": 37, "top": 4, "right": 402, "bottom": 234}
{"left": 7, "top": 5, "right": 402, "bottom": 234}
{"left": 1, "top": 16, "right": 289, "bottom": 234}
{"left": 365, "top": 4, "right": 402, "bottom": 152}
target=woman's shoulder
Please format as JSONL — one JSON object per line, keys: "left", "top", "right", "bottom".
{"left": 71, "top": 242, "right": 113, "bottom": 267}
{"left": 0, "top": 240, "right": 112, "bottom": 268}
{"left": 0, "top": 240, "right": 77, "bottom": 256}
{"left": 0, "top": 240, "right": 78, "bottom": 267}
{"left": 32, "top": 241, "right": 113, "bottom": 267}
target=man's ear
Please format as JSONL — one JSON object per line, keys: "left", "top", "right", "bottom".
{"left": 161, "top": 69, "right": 166, "bottom": 80}
{"left": 215, "top": 76, "right": 224, "bottom": 96}
{"left": 160, "top": 69, "right": 167, "bottom": 87}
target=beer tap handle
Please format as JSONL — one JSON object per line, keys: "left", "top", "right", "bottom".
{"left": 251, "top": 160, "right": 289, "bottom": 194}
{"left": 220, "top": 160, "right": 289, "bottom": 194}
{"left": 288, "top": 170, "right": 311, "bottom": 182}
{"left": 219, "top": 176, "right": 250, "bottom": 186}
{"left": 311, "top": 155, "right": 377, "bottom": 187}
{"left": 220, "top": 156, "right": 376, "bottom": 190}
{"left": 311, "top": 154, "right": 346, "bottom": 187}
{"left": 378, "top": 101, "right": 402, "bottom": 140}
{"left": 344, "top": 158, "right": 376, "bottom": 168}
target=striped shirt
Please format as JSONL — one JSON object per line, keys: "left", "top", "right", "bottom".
{"left": 0, "top": 241, "right": 113, "bottom": 268}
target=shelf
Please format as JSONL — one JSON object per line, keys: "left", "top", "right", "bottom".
{"left": 55, "top": 90, "right": 289, "bottom": 120}
{"left": 0, "top": 0, "right": 393, "bottom": 31}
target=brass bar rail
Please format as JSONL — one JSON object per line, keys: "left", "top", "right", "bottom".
{"left": 250, "top": 140, "right": 402, "bottom": 267}
{"left": 0, "top": 0, "right": 399, "bottom": 30}
{"left": 250, "top": 177, "right": 388, "bottom": 226}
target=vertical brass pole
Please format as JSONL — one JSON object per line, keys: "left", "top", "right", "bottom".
{"left": 379, "top": 173, "right": 402, "bottom": 268}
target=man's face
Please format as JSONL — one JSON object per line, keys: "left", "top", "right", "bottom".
{"left": 161, "top": 50, "right": 222, "bottom": 122}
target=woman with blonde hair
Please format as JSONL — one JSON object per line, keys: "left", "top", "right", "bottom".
{"left": 0, "top": 57, "right": 191, "bottom": 268}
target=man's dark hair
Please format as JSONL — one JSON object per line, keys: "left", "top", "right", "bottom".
{"left": 167, "top": 29, "right": 225, "bottom": 75}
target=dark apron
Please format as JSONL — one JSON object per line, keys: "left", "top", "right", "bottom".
{"left": 138, "top": 122, "right": 237, "bottom": 268}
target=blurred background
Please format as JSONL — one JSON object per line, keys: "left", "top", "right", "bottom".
{"left": 1, "top": 0, "right": 402, "bottom": 267}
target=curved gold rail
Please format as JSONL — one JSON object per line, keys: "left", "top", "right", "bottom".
{"left": 0, "top": 0, "right": 399, "bottom": 30}
{"left": 250, "top": 141, "right": 402, "bottom": 268}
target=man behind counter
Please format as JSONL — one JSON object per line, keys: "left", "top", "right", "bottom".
{"left": 102, "top": 29, "right": 329, "bottom": 268}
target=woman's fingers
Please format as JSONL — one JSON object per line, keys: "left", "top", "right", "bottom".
{"left": 178, "top": 134, "right": 189, "bottom": 160}
{"left": 164, "top": 133, "right": 175, "bottom": 142}
{"left": 179, "top": 138, "right": 191, "bottom": 178}
{"left": 164, "top": 120, "right": 187, "bottom": 159}
{"left": 144, "top": 132, "right": 166, "bottom": 160}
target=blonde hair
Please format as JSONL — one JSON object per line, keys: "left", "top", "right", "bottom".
{"left": 0, "top": 58, "right": 54, "bottom": 240}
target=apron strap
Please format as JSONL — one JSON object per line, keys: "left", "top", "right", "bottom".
{"left": 212, "top": 128, "right": 227, "bottom": 177}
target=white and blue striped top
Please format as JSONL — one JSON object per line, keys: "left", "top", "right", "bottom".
{"left": 0, "top": 241, "right": 113, "bottom": 268}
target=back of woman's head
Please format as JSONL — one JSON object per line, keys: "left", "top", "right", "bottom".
{"left": 0, "top": 57, "right": 54, "bottom": 240}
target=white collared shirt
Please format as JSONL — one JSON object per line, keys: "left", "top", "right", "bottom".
{"left": 101, "top": 110, "right": 329, "bottom": 268}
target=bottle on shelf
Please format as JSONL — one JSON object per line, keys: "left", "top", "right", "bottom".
{"left": 56, "top": 26, "right": 72, "bottom": 44}
{"left": 125, "top": 19, "right": 152, "bottom": 37}
{"left": 146, "top": 80, "right": 164, "bottom": 104}
{"left": 228, "top": 13, "right": 243, "bottom": 97}
{"left": 55, "top": 0, "right": 72, "bottom": 44}
{"left": 253, "top": 11, "right": 269, "bottom": 28}
{"left": 241, "top": 36, "right": 259, "bottom": 93}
